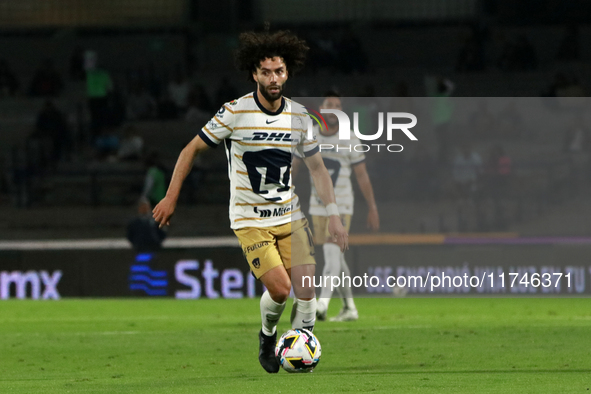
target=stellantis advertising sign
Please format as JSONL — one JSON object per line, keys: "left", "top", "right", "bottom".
{"left": 0, "top": 248, "right": 263, "bottom": 299}
{"left": 2, "top": 243, "right": 591, "bottom": 299}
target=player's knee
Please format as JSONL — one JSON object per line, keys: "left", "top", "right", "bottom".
{"left": 268, "top": 284, "right": 290, "bottom": 303}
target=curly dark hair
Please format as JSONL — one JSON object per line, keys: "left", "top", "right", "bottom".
{"left": 235, "top": 28, "right": 309, "bottom": 82}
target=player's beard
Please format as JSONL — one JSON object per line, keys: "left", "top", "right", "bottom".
{"left": 258, "top": 82, "right": 283, "bottom": 102}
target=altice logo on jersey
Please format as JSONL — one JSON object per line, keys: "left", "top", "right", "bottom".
{"left": 305, "top": 108, "right": 418, "bottom": 153}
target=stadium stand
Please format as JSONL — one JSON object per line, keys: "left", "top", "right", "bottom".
{"left": 0, "top": 19, "right": 590, "bottom": 240}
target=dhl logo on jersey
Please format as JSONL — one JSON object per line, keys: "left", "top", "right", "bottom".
{"left": 243, "top": 132, "right": 293, "bottom": 142}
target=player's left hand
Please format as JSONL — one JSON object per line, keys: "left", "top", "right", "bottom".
{"left": 328, "top": 215, "right": 349, "bottom": 252}
{"left": 367, "top": 206, "right": 380, "bottom": 232}
{"left": 152, "top": 196, "right": 176, "bottom": 228}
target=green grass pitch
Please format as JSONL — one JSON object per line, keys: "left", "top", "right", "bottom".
{"left": 1, "top": 298, "right": 590, "bottom": 393}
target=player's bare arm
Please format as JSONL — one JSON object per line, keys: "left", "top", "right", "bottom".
{"left": 303, "top": 151, "right": 349, "bottom": 251}
{"left": 152, "top": 135, "right": 210, "bottom": 228}
{"left": 291, "top": 156, "right": 303, "bottom": 179}
{"left": 352, "top": 161, "right": 380, "bottom": 231}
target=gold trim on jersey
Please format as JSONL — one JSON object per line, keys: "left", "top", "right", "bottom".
{"left": 234, "top": 126, "right": 294, "bottom": 131}
{"left": 234, "top": 208, "right": 301, "bottom": 222}
{"left": 223, "top": 105, "right": 234, "bottom": 114}
{"left": 231, "top": 110, "right": 308, "bottom": 117}
{"left": 203, "top": 127, "right": 221, "bottom": 141}
{"left": 235, "top": 195, "right": 296, "bottom": 206}
{"left": 234, "top": 154, "right": 243, "bottom": 159}
{"left": 236, "top": 170, "right": 248, "bottom": 175}
{"left": 233, "top": 110, "right": 264, "bottom": 114}
{"left": 214, "top": 115, "right": 233, "bottom": 132}
{"left": 236, "top": 141, "right": 293, "bottom": 148}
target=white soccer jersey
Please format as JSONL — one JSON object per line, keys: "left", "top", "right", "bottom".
{"left": 199, "top": 92, "right": 318, "bottom": 229}
{"left": 309, "top": 127, "right": 365, "bottom": 216}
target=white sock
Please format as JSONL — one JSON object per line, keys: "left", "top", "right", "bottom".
{"left": 291, "top": 298, "right": 317, "bottom": 331}
{"left": 318, "top": 242, "right": 341, "bottom": 310}
{"left": 340, "top": 252, "right": 357, "bottom": 311}
{"left": 260, "top": 290, "right": 286, "bottom": 336}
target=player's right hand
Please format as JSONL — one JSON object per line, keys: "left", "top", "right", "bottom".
{"left": 328, "top": 215, "right": 349, "bottom": 252}
{"left": 152, "top": 196, "right": 176, "bottom": 228}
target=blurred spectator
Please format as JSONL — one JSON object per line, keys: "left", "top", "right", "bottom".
{"left": 469, "top": 100, "right": 496, "bottom": 139}
{"left": 167, "top": 67, "right": 190, "bottom": 112}
{"left": 452, "top": 143, "right": 482, "bottom": 200}
{"left": 497, "top": 101, "right": 524, "bottom": 139}
{"left": 428, "top": 76, "right": 455, "bottom": 164}
{"left": 407, "top": 145, "right": 438, "bottom": 200}
{"left": 563, "top": 115, "right": 589, "bottom": 153}
{"left": 32, "top": 100, "right": 72, "bottom": 164}
{"left": 118, "top": 125, "right": 144, "bottom": 161}
{"left": 127, "top": 198, "right": 167, "bottom": 252}
{"left": 142, "top": 151, "right": 167, "bottom": 207}
{"left": 85, "top": 51, "right": 114, "bottom": 137}
{"left": 28, "top": 59, "right": 63, "bottom": 97}
{"left": 556, "top": 25, "right": 580, "bottom": 62}
{"left": 483, "top": 145, "right": 512, "bottom": 229}
{"left": 9, "top": 146, "right": 31, "bottom": 208}
{"left": 126, "top": 81, "right": 157, "bottom": 120}
{"left": 94, "top": 128, "right": 120, "bottom": 160}
{"left": 484, "top": 145, "right": 512, "bottom": 193}
{"left": 69, "top": 46, "right": 85, "bottom": 81}
{"left": 215, "top": 77, "right": 238, "bottom": 108}
{"left": 0, "top": 59, "right": 19, "bottom": 97}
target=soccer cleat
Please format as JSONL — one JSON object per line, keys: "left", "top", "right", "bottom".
{"left": 258, "top": 330, "right": 280, "bottom": 373}
{"left": 329, "top": 308, "right": 358, "bottom": 322}
{"left": 316, "top": 303, "right": 327, "bottom": 321}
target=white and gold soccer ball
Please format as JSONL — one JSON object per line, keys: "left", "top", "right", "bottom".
{"left": 275, "top": 328, "right": 321, "bottom": 373}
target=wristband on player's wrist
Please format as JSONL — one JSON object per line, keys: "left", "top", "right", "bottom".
{"left": 326, "top": 203, "right": 340, "bottom": 217}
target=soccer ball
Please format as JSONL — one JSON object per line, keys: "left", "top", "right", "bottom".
{"left": 275, "top": 328, "right": 321, "bottom": 373}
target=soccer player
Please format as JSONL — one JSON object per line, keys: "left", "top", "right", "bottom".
{"left": 294, "top": 92, "right": 379, "bottom": 322}
{"left": 152, "top": 29, "right": 348, "bottom": 373}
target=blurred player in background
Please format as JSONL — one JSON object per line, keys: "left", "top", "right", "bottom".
{"left": 294, "top": 92, "right": 379, "bottom": 322}
{"left": 152, "top": 28, "right": 348, "bottom": 373}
